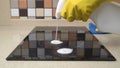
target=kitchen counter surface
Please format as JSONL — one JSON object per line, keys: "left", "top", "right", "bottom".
{"left": 0, "top": 26, "right": 120, "bottom": 68}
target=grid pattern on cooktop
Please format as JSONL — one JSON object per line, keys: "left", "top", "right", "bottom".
{"left": 10, "top": 0, "right": 58, "bottom": 19}
{"left": 6, "top": 27, "right": 116, "bottom": 61}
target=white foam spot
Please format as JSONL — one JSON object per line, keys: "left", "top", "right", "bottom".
{"left": 51, "top": 40, "right": 63, "bottom": 45}
{"left": 57, "top": 48, "right": 73, "bottom": 54}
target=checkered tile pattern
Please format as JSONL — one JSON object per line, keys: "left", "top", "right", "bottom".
{"left": 10, "top": 0, "right": 58, "bottom": 19}
{"left": 6, "top": 27, "right": 116, "bottom": 61}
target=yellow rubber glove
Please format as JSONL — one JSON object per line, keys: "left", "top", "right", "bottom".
{"left": 61, "top": 0, "right": 113, "bottom": 22}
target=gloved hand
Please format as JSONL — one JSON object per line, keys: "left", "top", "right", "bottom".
{"left": 56, "top": 0, "right": 113, "bottom": 22}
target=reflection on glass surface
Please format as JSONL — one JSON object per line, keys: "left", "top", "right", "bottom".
{"left": 6, "top": 27, "right": 116, "bottom": 61}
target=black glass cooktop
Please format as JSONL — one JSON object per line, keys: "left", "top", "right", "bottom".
{"left": 6, "top": 27, "right": 116, "bottom": 61}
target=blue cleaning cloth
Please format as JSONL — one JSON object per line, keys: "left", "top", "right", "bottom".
{"left": 89, "top": 23, "right": 109, "bottom": 34}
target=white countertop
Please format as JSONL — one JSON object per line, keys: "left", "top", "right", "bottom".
{"left": 0, "top": 26, "right": 120, "bottom": 68}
